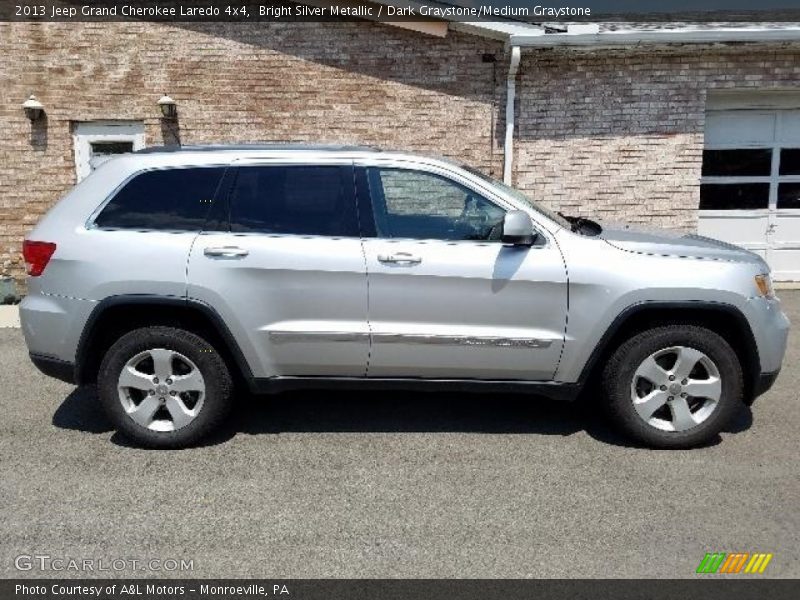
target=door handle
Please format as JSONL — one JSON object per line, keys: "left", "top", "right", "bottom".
{"left": 204, "top": 246, "right": 249, "bottom": 258}
{"left": 378, "top": 252, "right": 422, "bottom": 265}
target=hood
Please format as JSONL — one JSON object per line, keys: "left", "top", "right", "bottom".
{"left": 600, "top": 225, "right": 763, "bottom": 264}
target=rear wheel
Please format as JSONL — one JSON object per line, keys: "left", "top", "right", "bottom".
{"left": 602, "top": 325, "right": 743, "bottom": 449}
{"left": 98, "top": 327, "right": 233, "bottom": 449}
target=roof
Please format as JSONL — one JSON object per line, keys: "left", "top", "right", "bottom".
{"left": 506, "top": 24, "right": 800, "bottom": 46}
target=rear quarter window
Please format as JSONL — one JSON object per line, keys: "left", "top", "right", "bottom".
{"left": 93, "top": 167, "right": 225, "bottom": 230}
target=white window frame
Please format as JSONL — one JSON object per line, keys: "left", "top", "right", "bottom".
{"left": 73, "top": 121, "right": 145, "bottom": 182}
{"left": 701, "top": 110, "right": 800, "bottom": 218}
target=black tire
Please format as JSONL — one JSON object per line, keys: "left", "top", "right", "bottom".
{"left": 98, "top": 326, "right": 233, "bottom": 449}
{"left": 601, "top": 325, "right": 743, "bottom": 449}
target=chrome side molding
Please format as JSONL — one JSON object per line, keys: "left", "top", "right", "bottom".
{"left": 269, "top": 331, "right": 553, "bottom": 348}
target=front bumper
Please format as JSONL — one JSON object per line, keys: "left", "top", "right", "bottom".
{"left": 744, "top": 296, "right": 790, "bottom": 374}
{"left": 748, "top": 369, "right": 781, "bottom": 405}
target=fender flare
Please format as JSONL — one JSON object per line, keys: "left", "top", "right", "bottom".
{"left": 575, "top": 300, "right": 761, "bottom": 388}
{"left": 75, "top": 294, "right": 254, "bottom": 385}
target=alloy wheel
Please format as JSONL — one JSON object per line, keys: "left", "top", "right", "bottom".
{"left": 117, "top": 348, "right": 206, "bottom": 432}
{"left": 630, "top": 345, "right": 722, "bottom": 432}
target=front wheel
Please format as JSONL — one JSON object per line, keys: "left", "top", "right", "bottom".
{"left": 602, "top": 325, "right": 743, "bottom": 449}
{"left": 98, "top": 326, "right": 233, "bottom": 449}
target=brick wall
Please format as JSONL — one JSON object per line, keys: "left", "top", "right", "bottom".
{"left": 514, "top": 43, "right": 800, "bottom": 230}
{"left": 3, "top": 21, "right": 800, "bottom": 285}
{"left": 0, "top": 21, "right": 506, "bottom": 282}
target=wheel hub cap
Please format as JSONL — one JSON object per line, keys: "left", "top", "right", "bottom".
{"left": 630, "top": 345, "right": 722, "bottom": 432}
{"left": 117, "top": 348, "right": 206, "bottom": 433}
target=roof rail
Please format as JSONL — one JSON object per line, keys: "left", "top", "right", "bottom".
{"left": 135, "top": 143, "right": 382, "bottom": 154}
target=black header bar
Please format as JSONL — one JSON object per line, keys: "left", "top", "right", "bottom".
{"left": 2, "top": 0, "right": 800, "bottom": 22}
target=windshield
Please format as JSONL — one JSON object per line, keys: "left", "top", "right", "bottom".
{"left": 460, "top": 165, "right": 572, "bottom": 230}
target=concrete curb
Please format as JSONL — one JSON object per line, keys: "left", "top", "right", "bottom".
{"left": 0, "top": 305, "right": 20, "bottom": 328}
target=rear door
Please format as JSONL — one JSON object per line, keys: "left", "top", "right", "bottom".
{"left": 76, "top": 165, "right": 226, "bottom": 300}
{"left": 187, "top": 160, "right": 369, "bottom": 378}
{"left": 357, "top": 162, "right": 568, "bottom": 380}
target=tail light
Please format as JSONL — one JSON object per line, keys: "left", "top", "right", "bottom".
{"left": 22, "top": 240, "right": 57, "bottom": 276}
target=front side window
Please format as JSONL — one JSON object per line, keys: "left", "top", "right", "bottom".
{"left": 94, "top": 167, "right": 225, "bottom": 230}
{"left": 366, "top": 167, "right": 505, "bottom": 241}
{"left": 228, "top": 166, "right": 358, "bottom": 237}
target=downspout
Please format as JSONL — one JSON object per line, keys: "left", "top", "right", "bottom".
{"left": 503, "top": 46, "right": 521, "bottom": 185}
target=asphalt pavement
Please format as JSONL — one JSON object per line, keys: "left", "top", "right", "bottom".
{"left": 1, "top": 293, "right": 798, "bottom": 579}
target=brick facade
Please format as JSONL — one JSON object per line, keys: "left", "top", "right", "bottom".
{"left": 514, "top": 43, "right": 800, "bottom": 230}
{"left": 2, "top": 20, "right": 800, "bottom": 284}
{"left": 0, "top": 21, "right": 506, "bottom": 282}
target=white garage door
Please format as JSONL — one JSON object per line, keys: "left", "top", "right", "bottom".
{"left": 699, "top": 109, "right": 800, "bottom": 281}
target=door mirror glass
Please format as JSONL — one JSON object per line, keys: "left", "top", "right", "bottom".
{"left": 501, "top": 211, "right": 536, "bottom": 246}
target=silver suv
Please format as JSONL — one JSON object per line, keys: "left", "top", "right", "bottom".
{"left": 21, "top": 145, "right": 790, "bottom": 449}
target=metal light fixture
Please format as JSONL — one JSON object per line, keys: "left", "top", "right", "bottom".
{"left": 22, "top": 95, "right": 44, "bottom": 121}
{"left": 157, "top": 94, "right": 177, "bottom": 119}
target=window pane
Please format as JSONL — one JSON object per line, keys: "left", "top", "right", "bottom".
{"left": 779, "top": 148, "right": 800, "bottom": 175}
{"left": 701, "top": 149, "right": 772, "bottom": 177}
{"left": 229, "top": 166, "right": 357, "bottom": 236}
{"left": 778, "top": 183, "right": 800, "bottom": 209}
{"left": 367, "top": 168, "right": 505, "bottom": 241}
{"left": 95, "top": 167, "right": 224, "bottom": 230}
{"left": 699, "top": 183, "right": 770, "bottom": 210}
{"left": 91, "top": 141, "right": 134, "bottom": 156}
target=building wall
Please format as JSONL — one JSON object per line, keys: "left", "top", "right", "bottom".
{"left": 0, "top": 21, "right": 506, "bottom": 282}
{"left": 3, "top": 22, "right": 800, "bottom": 285}
{"left": 514, "top": 43, "right": 800, "bottom": 230}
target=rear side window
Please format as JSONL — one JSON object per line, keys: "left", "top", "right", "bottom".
{"left": 229, "top": 165, "right": 357, "bottom": 236}
{"left": 94, "top": 167, "right": 225, "bottom": 230}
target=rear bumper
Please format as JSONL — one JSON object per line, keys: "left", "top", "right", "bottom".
{"left": 20, "top": 292, "right": 95, "bottom": 365}
{"left": 29, "top": 353, "right": 76, "bottom": 384}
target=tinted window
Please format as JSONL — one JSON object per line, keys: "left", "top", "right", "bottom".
{"left": 367, "top": 168, "right": 505, "bottom": 241}
{"left": 95, "top": 167, "right": 225, "bottom": 230}
{"left": 229, "top": 166, "right": 357, "bottom": 236}
{"left": 701, "top": 149, "right": 772, "bottom": 177}
{"left": 699, "top": 183, "right": 769, "bottom": 210}
{"left": 779, "top": 148, "right": 800, "bottom": 175}
{"left": 778, "top": 183, "right": 800, "bottom": 209}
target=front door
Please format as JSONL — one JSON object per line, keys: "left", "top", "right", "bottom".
{"left": 187, "top": 162, "right": 369, "bottom": 378}
{"left": 358, "top": 164, "right": 568, "bottom": 380}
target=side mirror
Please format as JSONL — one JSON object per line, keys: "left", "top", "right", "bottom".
{"left": 501, "top": 211, "right": 536, "bottom": 246}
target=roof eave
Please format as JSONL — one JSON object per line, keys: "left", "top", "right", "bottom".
{"left": 509, "top": 28, "right": 800, "bottom": 48}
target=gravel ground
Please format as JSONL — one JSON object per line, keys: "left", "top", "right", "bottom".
{"left": 1, "top": 292, "right": 798, "bottom": 579}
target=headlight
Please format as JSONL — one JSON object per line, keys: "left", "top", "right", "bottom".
{"left": 754, "top": 273, "right": 775, "bottom": 298}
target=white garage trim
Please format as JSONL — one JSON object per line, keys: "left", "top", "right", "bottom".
{"left": 700, "top": 106, "right": 800, "bottom": 281}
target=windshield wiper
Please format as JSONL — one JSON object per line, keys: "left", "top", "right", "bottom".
{"left": 557, "top": 212, "right": 602, "bottom": 236}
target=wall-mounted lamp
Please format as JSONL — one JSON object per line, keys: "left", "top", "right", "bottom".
{"left": 157, "top": 94, "right": 177, "bottom": 119}
{"left": 22, "top": 95, "right": 44, "bottom": 121}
